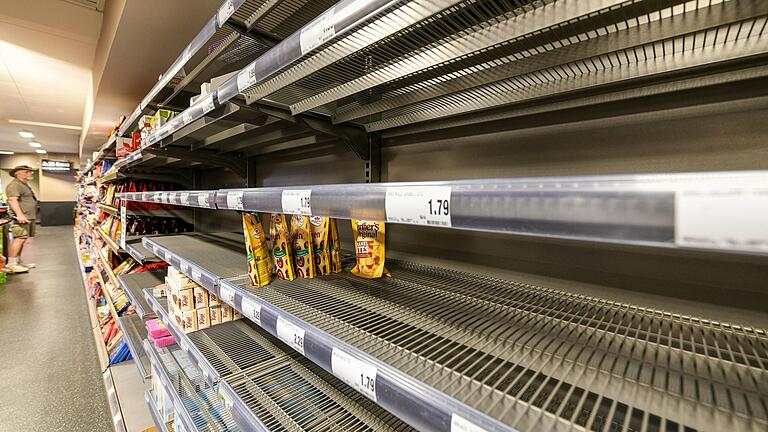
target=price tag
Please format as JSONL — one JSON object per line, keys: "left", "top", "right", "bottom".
{"left": 217, "top": 0, "right": 235, "bottom": 27}
{"left": 181, "top": 111, "right": 193, "bottom": 126}
{"left": 226, "top": 191, "right": 244, "bottom": 210}
{"left": 197, "top": 193, "right": 210, "bottom": 208}
{"left": 119, "top": 202, "right": 126, "bottom": 249}
{"left": 191, "top": 268, "right": 202, "bottom": 283}
{"left": 386, "top": 186, "right": 452, "bottom": 227}
{"left": 281, "top": 189, "right": 312, "bottom": 215}
{"left": 276, "top": 316, "right": 305, "bottom": 355}
{"left": 219, "top": 387, "right": 234, "bottom": 410}
{"left": 179, "top": 193, "right": 190, "bottom": 206}
{"left": 331, "top": 348, "right": 377, "bottom": 401}
{"left": 237, "top": 64, "right": 257, "bottom": 92}
{"left": 299, "top": 7, "right": 336, "bottom": 55}
{"left": 451, "top": 414, "right": 489, "bottom": 432}
{"left": 219, "top": 284, "right": 236, "bottom": 307}
{"left": 181, "top": 261, "right": 190, "bottom": 274}
{"left": 241, "top": 297, "right": 261, "bottom": 326}
{"left": 201, "top": 94, "right": 215, "bottom": 114}
{"left": 675, "top": 188, "right": 768, "bottom": 252}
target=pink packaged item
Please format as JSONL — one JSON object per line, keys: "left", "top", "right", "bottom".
{"left": 146, "top": 319, "right": 171, "bottom": 340}
{"left": 153, "top": 335, "right": 177, "bottom": 348}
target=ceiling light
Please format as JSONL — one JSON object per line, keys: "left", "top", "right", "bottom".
{"left": 18, "top": 130, "right": 34, "bottom": 138}
{"left": 9, "top": 119, "right": 82, "bottom": 131}
{"left": 35, "top": 149, "right": 47, "bottom": 154}
{"left": 29, "top": 142, "right": 42, "bottom": 148}
{"left": 0, "top": 151, "right": 14, "bottom": 155}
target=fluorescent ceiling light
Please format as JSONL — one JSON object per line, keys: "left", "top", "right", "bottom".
{"left": 0, "top": 151, "right": 14, "bottom": 155}
{"left": 9, "top": 119, "right": 82, "bottom": 131}
{"left": 35, "top": 149, "right": 47, "bottom": 154}
{"left": 18, "top": 130, "right": 34, "bottom": 138}
{"left": 29, "top": 142, "right": 42, "bottom": 148}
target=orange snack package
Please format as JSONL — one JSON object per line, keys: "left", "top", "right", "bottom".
{"left": 242, "top": 213, "right": 272, "bottom": 287}
{"left": 291, "top": 215, "right": 315, "bottom": 279}
{"left": 270, "top": 214, "right": 295, "bottom": 281}
{"left": 351, "top": 219, "right": 390, "bottom": 278}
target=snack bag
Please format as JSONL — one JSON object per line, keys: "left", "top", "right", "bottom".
{"left": 291, "top": 215, "right": 315, "bottom": 279}
{"left": 242, "top": 213, "right": 272, "bottom": 287}
{"left": 330, "top": 218, "right": 342, "bottom": 273}
{"left": 310, "top": 216, "right": 331, "bottom": 275}
{"left": 269, "top": 214, "right": 295, "bottom": 281}
{"left": 351, "top": 220, "right": 390, "bottom": 278}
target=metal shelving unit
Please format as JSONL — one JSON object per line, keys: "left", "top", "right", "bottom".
{"left": 125, "top": 237, "right": 161, "bottom": 265}
{"left": 118, "top": 270, "right": 164, "bottom": 319}
{"left": 145, "top": 390, "right": 172, "bottom": 432}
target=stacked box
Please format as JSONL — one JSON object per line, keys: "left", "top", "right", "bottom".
{"left": 164, "top": 266, "right": 234, "bottom": 333}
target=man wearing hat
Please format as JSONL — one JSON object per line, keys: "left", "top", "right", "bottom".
{"left": 5, "top": 165, "right": 38, "bottom": 273}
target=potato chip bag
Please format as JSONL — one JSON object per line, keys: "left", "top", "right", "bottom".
{"left": 270, "top": 214, "right": 295, "bottom": 281}
{"left": 330, "top": 218, "right": 342, "bottom": 273}
{"left": 291, "top": 215, "right": 315, "bottom": 279}
{"left": 309, "top": 216, "right": 331, "bottom": 276}
{"left": 351, "top": 219, "right": 390, "bottom": 278}
{"left": 242, "top": 213, "right": 272, "bottom": 287}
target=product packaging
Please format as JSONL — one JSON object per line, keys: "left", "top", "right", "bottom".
{"left": 193, "top": 287, "right": 209, "bottom": 308}
{"left": 178, "top": 288, "right": 194, "bottom": 311}
{"left": 181, "top": 309, "right": 197, "bottom": 333}
{"left": 208, "top": 292, "right": 220, "bottom": 307}
{"left": 269, "top": 214, "right": 295, "bottom": 280}
{"left": 242, "top": 213, "right": 272, "bottom": 287}
{"left": 221, "top": 305, "right": 233, "bottom": 322}
{"left": 209, "top": 305, "right": 221, "bottom": 326}
{"left": 310, "top": 216, "right": 331, "bottom": 275}
{"left": 330, "top": 218, "right": 342, "bottom": 273}
{"left": 291, "top": 215, "right": 315, "bottom": 278}
{"left": 351, "top": 219, "right": 390, "bottom": 278}
{"left": 196, "top": 308, "right": 210, "bottom": 330}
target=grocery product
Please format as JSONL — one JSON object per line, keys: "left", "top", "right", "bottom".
{"left": 242, "top": 213, "right": 272, "bottom": 287}
{"left": 351, "top": 220, "right": 390, "bottom": 278}
{"left": 269, "top": 214, "right": 295, "bottom": 281}
{"left": 310, "top": 216, "right": 331, "bottom": 275}
{"left": 291, "top": 215, "right": 315, "bottom": 279}
{"left": 330, "top": 218, "right": 342, "bottom": 273}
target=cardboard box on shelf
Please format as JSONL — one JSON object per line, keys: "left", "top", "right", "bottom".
{"left": 193, "top": 287, "right": 209, "bottom": 308}
{"left": 208, "top": 291, "right": 220, "bottom": 307}
{"left": 196, "top": 308, "right": 210, "bottom": 330}
{"left": 221, "top": 305, "right": 233, "bottom": 322}
{"left": 178, "top": 288, "right": 194, "bottom": 311}
{"left": 209, "top": 305, "right": 221, "bottom": 326}
{"left": 181, "top": 309, "right": 197, "bottom": 334}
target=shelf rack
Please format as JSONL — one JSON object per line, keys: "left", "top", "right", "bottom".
{"left": 143, "top": 232, "right": 768, "bottom": 432}
{"left": 125, "top": 237, "right": 161, "bottom": 265}
{"left": 118, "top": 270, "right": 164, "bottom": 319}
{"left": 116, "top": 314, "right": 151, "bottom": 380}
{"left": 96, "top": 203, "right": 118, "bottom": 216}
{"left": 144, "top": 390, "right": 172, "bottom": 432}
{"left": 143, "top": 288, "right": 417, "bottom": 432}
{"left": 119, "top": 170, "right": 768, "bottom": 256}
{"left": 94, "top": 227, "right": 123, "bottom": 255}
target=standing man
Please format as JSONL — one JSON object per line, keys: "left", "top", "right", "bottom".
{"left": 5, "top": 165, "right": 38, "bottom": 273}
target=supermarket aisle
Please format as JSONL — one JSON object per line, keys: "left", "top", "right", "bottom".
{"left": 0, "top": 226, "right": 113, "bottom": 431}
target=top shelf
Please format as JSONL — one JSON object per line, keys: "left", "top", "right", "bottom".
{"left": 118, "top": 170, "right": 768, "bottom": 256}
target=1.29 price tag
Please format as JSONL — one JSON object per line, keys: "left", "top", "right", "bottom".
{"left": 385, "top": 186, "right": 452, "bottom": 227}
{"left": 241, "top": 297, "right": 261, "bottom": 326}
{"left": 276, "top": 316, "right": 305, "bottom": 355}
{"left": 331, "top": 347, "right": 377, "bottom": 401}
{"left": 281, "top": 190, "right": 312, "bottom": 215}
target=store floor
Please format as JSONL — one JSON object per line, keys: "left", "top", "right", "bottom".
{"left": 0, "top": 225, "right": 113, "bottom": 431}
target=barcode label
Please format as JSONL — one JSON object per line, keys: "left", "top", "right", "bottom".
{"left": 331, "top": 348, "right": 377, "bottom": 401}
{"left": 197, "top": 193, "right": 210, "bottom": 208}
{"left": 226, "top": 191, "right": 244, "bottom": 210}
{"left": 217, "top": 0, "right": 235, "bottom": 27}
{"left": 219, "top": 284, "right": 235, "bottom": 307}
{"left": 201, "top": 94, "right": 215, "bottom": 114}
{"left": 179, "top": 193, "right": 190, "bottom": 206}
{"left": 237, "top": 64, "right": 257, "bottom": 92}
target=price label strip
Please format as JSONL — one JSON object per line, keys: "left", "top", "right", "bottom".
{"left": 276, "top": 316, "right": 305, "bottom": 355}
{"left": 219, "top": 284, "right": 236, "bottom": 307}
{"left": 237, "top": 64, "right": 257, "bottom": 93}
{"left": 191, "top": 267, "right": 202, "bottom": 283}
{"left": 226, "top": 191, "right": 244, "bottom": 210}
{"left": 450, "top": 414, "right": 489, "bottom": 432}
{"left": 179, "top": 192, "right": 190, "bottom": 206}
{"left": 201, "top": 94, "right": 216, "bottom": 115}
{"left": 181, "top": 111, "right": 193, "bottom": 126}
{"left": 386, "top": 186, "right": 452, "bottom": 227}
{"left": 331, "top": 347, "right": 377, "bottom": 401}
{"left": 197, "top": 193, "right": 210, "bottom": 208}
{"left": 281, "top": 189, "right": 312, "bottom": 215}
{"left": 299, "top": 7, "right": 336, "bottom": 55}
{"left": 119, "top": 202, "right": 127, "bottom": 249}
{"left": 241, "top": 297, "right": 262, "bottom": 326}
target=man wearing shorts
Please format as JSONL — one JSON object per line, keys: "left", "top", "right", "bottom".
{"left": 5, "top": 165, "right": 38, "bottom": 273}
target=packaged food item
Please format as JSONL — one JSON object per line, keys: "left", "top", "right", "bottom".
{"left": 208, "top": 292, "right": 220, "bottom": 307}
{"left": 242, "top": 213, "right": 272, "bottom": 287}
{"left": 209, "top": 305, "right": 221, "bottom": 326}
{"left": 351, "top": 220, "right": 390, "bottom": 278}
{"left": 196, "top": 308, "right": 210, "bottom": 330}
{"left": 221, "top": 305, "right": 233, "bottom": 322}
{"left": 181, "top": 309, "right": 197, "bottom": 333}
{"left": 193, "top": 287, "right": 209, "bottom": 308}
{"left": 233, "top": 309, "right": 242, "bottom": 320}
{"left": 310, "top": 216, "right": 331, "bottom": 275}
{"left": 330, "top": 218, "right": 342, "bottom": 273}
{"left": 178, "top": 288, "right": 194, "bottom": 311}
{"left": 291, "top": 215, "right": 315, "bottom": 279}
{"left": 269, "top": 214, "right": 295, "bottom": 281}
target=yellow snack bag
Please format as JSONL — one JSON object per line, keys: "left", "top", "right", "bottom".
{"left": 310, "top": 216, "right": 331, "bottom": 276}
{"left": 270, "top": 214, "right": 295, "bottom": 281}
{"left": 242, "top": 213, "right": 272, "bottom": 287}
{"left": 330, "top": 218, "right": 342, "bottom": 273}
{"left": 351, "top": 219, "right": 390, "bottom": 278}
{"left": 291, "top": 215, "right": 315, "bottom": 279}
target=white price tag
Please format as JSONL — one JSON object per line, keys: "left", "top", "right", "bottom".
{"left": 675, "top": 188, "right": 768, "bottom": 252}
{"left": 181, "top": 45, "right": 192, "bottom": 65}
{"left": 181, "top": 111, "right": 193, "bottom": 126}
{"left": 237, "top": 64, "right": 257, "bottom": 92}
{"left": 179, "top": 193, "right": 190, "bottom": 206}
{"left": 226, "top": 191, "right": 244, "bottom": 210}
{"left": 219, "top": 284, "right": 236, "bottom": 307}
{"left": 331, "top": 348, "right": 377, "bottom": 401}
{"left": 191, "top": 268, "right": 202, "bottom": 282}
{"left": 451, "top": 414, "right": 489, "bottom": 432}
{"left": 197, "top": 193, "right": 210, "bottom": 208}
{"left": 201, "top": 94, "right": 215, "bottom": 114}
{"left": 276, "top": 316, "right": 305, "bottom": 355}
{"left": 241, "top": 297, "right": 261, "bottom": 326}
{"left": 217, "top": 0, "right": 235, "bottom": 27}
{"left": 281, "top": 189, "right": 312, "bottom": 215}
{"left": 181, "top": 261, "right": 190, "bottom": 274}
{"left": 386, "top": 186, "right": 452, "bottom": 227}
{"left": 299, "top": 7, "right": 336, "bottom": 55}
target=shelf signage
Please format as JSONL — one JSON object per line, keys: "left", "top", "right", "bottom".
{"left": 197, "top": 193, "right": 210, "bottom": 208}
{"left": 217, "top": 0, "right": 235, "bottom": 27}
{"left": 385, "top": 186, "right": 452, "bottom": 227}
{"left": 241, "top": 297, "right": 262, "bottom": 326}
{"left": 179, "top": 192, "right": 190, "bottom": 206}
{"left": 331, "top": 347, "right": 378, "bottom": 401}
{"left": 41, "top": 159, "right": 72, "bottom": 172}
{"left": 219, "top": 284, "right": 236, "bottom": 307}
{"left": 226, "top": 191, "right": 244, "bottom": 210}
{"left": 276, "top": 316, "right": 305, "bottom": 355}
{"left": 201, "top": 94, "right": 216, "bottom": 115}
{"left": 300, "top": 7, "right": 336, "bottom": 55}
{"left": 451, "top": 414, "right": 489, "bottom": 432}
{"left": 237, "top": 64, "right": 257, "bottom": 93}
{"left": 119, "top": 202, "right": 126, "bottom": 249}
{"left": 281, "top": 189, "right": 312, "bottom": 215}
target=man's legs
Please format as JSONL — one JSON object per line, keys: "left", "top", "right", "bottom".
{"left": 7, "top": 222, "right": 29, "bottom": 273}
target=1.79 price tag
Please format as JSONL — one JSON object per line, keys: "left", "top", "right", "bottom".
{"left": 281, "top": 189, "right": 312, "bottom": 215}
{"left": 276, "top": 316, "right": 305, "bottom": 355}
{"left": 385, "top": 186, "right": 452, "bottom": 227}
{"left": 331, "top": 347, "right": 377, "bottom": 401}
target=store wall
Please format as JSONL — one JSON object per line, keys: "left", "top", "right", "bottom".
{"left": 0, "top": 153, "right": 79, "bottom": 225}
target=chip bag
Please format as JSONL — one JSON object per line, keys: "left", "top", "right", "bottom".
{"left": 330, "top": 218, "right": 342, "bottom": 273}
{"left": 242, "top": 213, "right": 272, "bottom": 287}
{"left": 310, "top": 216, "right": 331, "bottom": 276}
{"left": 270, "top": 214, "right": 295, "bottom": 281}
{"left": 291, "top": 215, "right": 315, "bottom": 279}
{"left": 351, "top": 219, "right": 390, "bottom": 278}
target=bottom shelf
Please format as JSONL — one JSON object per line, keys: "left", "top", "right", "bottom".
{"left": 145, "top": 390, "right": 172, "bottom": 432}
